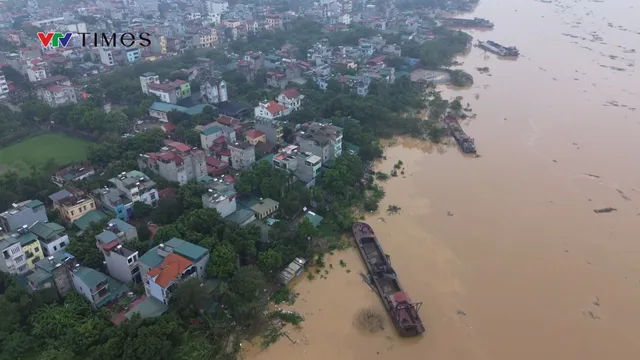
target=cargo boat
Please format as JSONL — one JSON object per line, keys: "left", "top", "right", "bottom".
{"left": 352, "top": 222, "right": 425, "bottom": 337}
{"left": 441, "top": 17, "right": 494, "bottom": 28}
{"left": 478, "top": 40, "right": 520, "bottom": 57}
{"left": 443, "top": 115, "right": 476, "bottom": 154}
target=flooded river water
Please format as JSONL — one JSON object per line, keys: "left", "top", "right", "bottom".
{"left": 244, "top": 0, "right": 640, "bottom": 359}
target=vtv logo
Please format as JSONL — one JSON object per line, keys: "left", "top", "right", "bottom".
{"left": 37, "top": 32, "right": 73, "bottom": 48}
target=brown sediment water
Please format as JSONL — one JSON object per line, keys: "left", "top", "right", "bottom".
{"left": 244, "top": 0, "right": 640, "bottom": 359}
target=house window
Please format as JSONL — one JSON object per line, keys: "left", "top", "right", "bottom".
{"left": 53, "top": 246, "right": 57, "bottom": 251}
{"left": 60, "top": 242, "right": 66, "bottom": 247}
{"left": 18, "top": 265, "right": 27, "bottom": 272}
{"left": 11, "top": 247, "right": 20, "bottom": 254}
{"left": 34, "top": 247, "right": 39, "bottom": 252}
{"left": 91, "top": 203, "right": 94, "bottom": 209}
{"left": 71, "top": 210, "right": 74, "bottom": 216}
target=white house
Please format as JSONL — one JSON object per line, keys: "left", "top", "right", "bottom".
{"left": 276, "top": 88, "right": 304, "bottom": 113}
{"left": 144, "top": 252, "right": 198, "bottom": 305}
{"left": 254, "top": 100, "right": 288, "bottom": 120}
{"left": 200, "top": 77, "right": 228, "bottom": 104}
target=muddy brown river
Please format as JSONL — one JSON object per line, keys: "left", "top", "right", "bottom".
{"left": 244, "top": 0, "right": 640, "bottom": 359}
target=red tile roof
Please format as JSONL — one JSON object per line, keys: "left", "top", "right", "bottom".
{"left": 161, "top": 123, "right": 176, "bottom": 133}
{"left": 217, "top": 115, "right": 240, "bottom": 126}
{"left": 264, "top": 100, "right": 288, "bottom": 115}
{"left": 158, "top": 188, "right": 177, "bottom": 199}
{"left": 164, "top": 140, "right": 192, "bottom": 153}
{"left": 245, "top": 129, "right": 265, "bottom": 139}
{"left": 280, "top": 88, "right": 300, "bottom": 99}
{"left": 147, "top": 253, "right": 194, "bottom": 288}
{"left": 148, "top": 82, "right": 177, "bottom": 92}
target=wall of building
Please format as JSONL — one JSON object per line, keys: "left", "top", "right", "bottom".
{"left": 71, "top": 272, "right": 95, "bottom": 305}
{"left": 40, "top": 233, "right": 70, "bottom": 256}
{"left": 22, "top": 241, "right": 43, "bottom": 269}
{"left": 60, "top": 199, "right": 96, "bottom": 224}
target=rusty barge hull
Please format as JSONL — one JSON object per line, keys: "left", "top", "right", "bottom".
{"left": 352, "top": 222, "right": 425, "bottom": 337}
{"left": 443, "top": 116, "right": 476, "bottom": 154}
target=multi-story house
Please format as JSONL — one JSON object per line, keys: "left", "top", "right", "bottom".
{"left": 148, "top": 102, "right": 210, "bottom": 122}
{"left": 40, "top": 84, "right": 78, "bottom": 107}
{"left": 51, "top": 164, "right": 95, "bottom": 187}
{"left": 11, "top": 226, "right": 45, "bottom": 269}
{"left": 192, "top": 28, "right": 218, "bottom": 48}
{"left": 265, "top": 72, "right": 287, "bottom": 89}
{"left": 100, "top": 219, "right": 139, "bottom": 243}
{"left": 108, "top": 170, "right": 159, "bottom": 208}
{"left": 150, "top": 35, "right": 167, "bottom": 54}
{"left": 96, "top": 229, "right": 141, "bottom": 283}
{"left": 199, "top": 124, "right": 223, "bottom": 150}
{"left": 147, "top": 82, "right": 180, "bottom": 104}
{"left": 26, "top": 252, "right": 77, "bottom": 295}
{"left": 204, "top": 0, "right": 228, "bottom": 14}
{"left": 99, "top": 47, "right": 115, "bottom": 66}
{"left": 140, "top": 72, "right": 161, "bottom": 94}
{"left": 26, "top": 58, "right": 47, "bottom": 82}
{"left": 200, "top": 77, "right": 228, "bottom": 104}
{"left": 138, "top": 141, "right": 207, "bottom": 185}
{"left": 139, "top": 238, "right": 209, "bottom": 279}
{"left": 143, "top": 253, "right": 197, "bottom": 305}
{"left": 0, "top": 200, "right": 48, "bottom": 234}
{"left": 202, "top": 187, "right": 237, "bottom": 218}
{"left": 276, "top": 88, "right": 304, "bottom": 113}
{"left": 92, "top": 187, "right": 134, "bottom": 221}
{"left": 50, "top": 186, "right": 96, "bottom": 225}
{"left": 254, "top": 118, "right": 284, "bottom": 145}
{"left": 254, "top": 100, "right": 288, "bottom": 120}
{"left": 29, "top": 221, "right": 70, "bottom": 256}
{"left": 265, "top": 14, "right": 283, "bottom": 30}
{"left": 125, "top": 48, "right": 141, "bottom": 63}
{"left": 272, "top": 145, "right": 322, "bottom": 184}
{"left": 0, "top": 236, "right": 28, "bottom": 274}
{"left": 296, "top": 122, "right": 343, "bottom": 163}
{"left": 70, "top": 266, "right": 128, "bottom": 309}
{"left": 229, "top": 141, "right": 256, "bottom": 170}
{"left": 0, "top": 70, "right": 8, "bottom": 100}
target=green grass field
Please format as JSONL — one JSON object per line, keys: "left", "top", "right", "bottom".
{"left": 0, "top": 133, "right": 91, "bottom": 175}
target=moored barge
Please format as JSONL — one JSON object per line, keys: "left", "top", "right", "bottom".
{"left": 443, "top": 115, "right": 476, "bottom": 154}
{"left": 441, "top": 17, "right": 494, "bottom": 28}
{"left": 352, "top": 222, "right": 425, "bottom": 337}
{"left": 478, "top": 40, "right": 520, "bottom": 57}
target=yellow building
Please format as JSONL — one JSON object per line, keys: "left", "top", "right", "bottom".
{"left": 17, "top": 233, "right": 44, "bottom": 269}
{"left": 50, "top": 187, "right": 96, "bottom": 225}
{"left": 245, "top": 129, "right": 266, "bottom": 145}
{"left": 159, "top": 35, "right": 167, "bottom": 54}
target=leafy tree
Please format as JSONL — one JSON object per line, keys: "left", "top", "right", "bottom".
{"left": 132, "top": 201, "right": 153, "bottom": 219}
{"left": 221, "top": 266, "right": 268, "bottom": 327}
{"left": 257, "top": 249, "right": 283, "bottom": 275}
{"left": 151, "top": 197, "right": 183, "bottom": 225}
{"left": 170, "top": 277, "right": 210, "bottom": 318}
{"left": 207, "top": 244, "right": 238, "bottom": 279}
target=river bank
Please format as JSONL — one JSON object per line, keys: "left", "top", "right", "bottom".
{"left": 245, "top": 0, "right": 640, "bottom": 358}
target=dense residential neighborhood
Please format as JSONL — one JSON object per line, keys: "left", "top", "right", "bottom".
{"left": 0, "top": 0, "right": 478, "bottom": 358}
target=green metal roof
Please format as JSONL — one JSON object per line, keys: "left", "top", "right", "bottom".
{"left": 73, "top": 210, "right": 108, "bottom": 231}
{"left": 125, "top": 296, "right": 168, "bottom": 320}
{"left": 29, "top": 222, "right": 64, "bottom": 241}
{"left": 303, "top": 211, "right": 324, "bottom": 228}
{"left": 0, "top": 236, "right": 19, "bottom": 250}
{"left": 166, "top": 238, "right": 208, "bottom": 262}
{"left": 139, "top": 247, "right": 164, "bottom": 268}
{"left": 149, "top": 102, "right": 209, "bottom": 115}
{"left": 16, "top": 232, "right": 38, "bottom": 246}
{"left": 35, "top": 252, "right": 75, "bottom": 273}
{"left": 96, "top": 231, "right": 118, "bottom": 244}
{"left": 74, "top": 266, "right": 107, "bottom": 289}
{"left": 201, "top": 125, "right": 222, "bottom": 136}
{"left": 108, "top": 218, "right": 135, "bottom": 232}
{"left": 95, "top": 276, "right": 128, "bottom": 308}
{"left": 27, "top": 268, "right": 52, "bottom": 286}
{"left": 26, "top": 200, "right": 44, "bottom": 209}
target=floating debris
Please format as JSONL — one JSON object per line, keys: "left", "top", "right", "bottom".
{"left": 593, "top": 207, "right": 617, "bottom": 214}
{"left": 583, "top": 173, "right": 600, "bottom": 179}
{"left": 616, "top": 189, "right": 631, "bottom": 201}
{"left": 456, "top": 309, "right": 467, "bottom": 316}
{"left": 447, "top": 211, "right": 454, "bottom": 216}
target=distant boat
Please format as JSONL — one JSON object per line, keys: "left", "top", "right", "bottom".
{"left": 478, "top": 40, "right": 520, "bottom": 57}
{"left": 441, "top": 17, "right": 494, "bottom": 28}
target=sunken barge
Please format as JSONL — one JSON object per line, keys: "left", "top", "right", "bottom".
{"left": 352, "top": 222, "right": 425, "bottom": 337}
{"left": 478, "top": 40, "right": 520, "bottom": 57}
{"left": 443, "top": 115, "right": 476, "bottom": 154}
{"left": 441, "top": 17, "right": 494, "bottom": 28}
